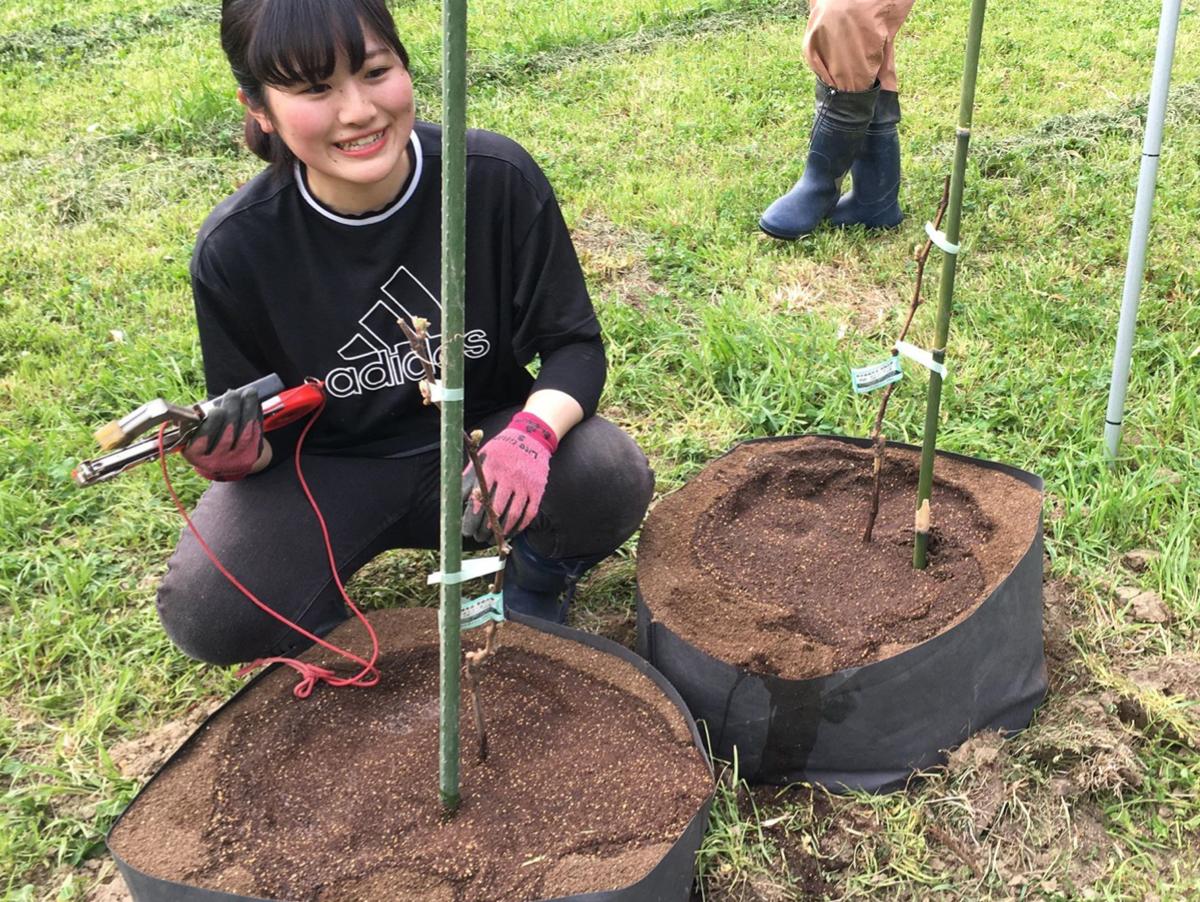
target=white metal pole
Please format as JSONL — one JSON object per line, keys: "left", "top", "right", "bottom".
{"left": 1104, "top": 0, "right": 1180, "bottom": 461}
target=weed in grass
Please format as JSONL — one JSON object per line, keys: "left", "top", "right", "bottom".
{"left": 0, "top": 2, "right": 217, "bottom": 67}
{"left": 973, "top": 79, "right": 1200, "bottom": 180}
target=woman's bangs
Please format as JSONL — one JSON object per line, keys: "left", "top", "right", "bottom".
{"left": 248, "top": 0, "right": 368, "bottom": 86}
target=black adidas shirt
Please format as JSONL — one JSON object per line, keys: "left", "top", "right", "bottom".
{"left": 191, "top": 120, "right": 604, "bottom": 457}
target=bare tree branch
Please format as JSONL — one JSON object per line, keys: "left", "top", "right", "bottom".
{"left": 863, "top": 177, "right": 952, "bottom": 543}
{"left": 397, "top": 315, "right": 508, "bottom": 760}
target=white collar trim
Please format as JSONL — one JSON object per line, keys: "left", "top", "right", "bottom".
{"left": 295, "top": 129, "right": 424, "bottom": 226}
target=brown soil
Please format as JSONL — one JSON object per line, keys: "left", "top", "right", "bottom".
{"left": 637, "top": 437, "right": 1042, "bottom": 679}
{"left": 108, "top": 609, "right": 712, "bottom": 902}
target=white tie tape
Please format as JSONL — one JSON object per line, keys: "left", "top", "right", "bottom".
{"left": 427, "top": 555, "right": 504, "bottom": 585}
{"left": 427, "top": 380, "right": 464, "bottom": 403}
{"left": 925, "top": 221, "right": 960, "bottom": 255}
{"left": 895, "top": 341, "right": 947, "bottom": 377}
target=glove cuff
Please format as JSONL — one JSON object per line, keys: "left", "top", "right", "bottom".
{"left": 509, "top": 411, "right": 559, "bottom": 455}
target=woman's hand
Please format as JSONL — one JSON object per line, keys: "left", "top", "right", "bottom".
{"left": 182, "top": 386, "right": 267, "bottom": 481}
{"left": 461, "top": 410, "right": 559, "bottom": 541}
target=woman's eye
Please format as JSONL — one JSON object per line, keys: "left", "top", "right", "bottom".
{"left": 366, "top": 66, "right": 390, "bottom": 79}
{"left": 302, "top": 83, "right": 330, "bottom": 95}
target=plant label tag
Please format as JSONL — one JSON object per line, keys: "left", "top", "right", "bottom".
{"left": 462, "top": 591, "right": 505, "bottom": 630}
{"left": 851, "top": 357, "right": 903, "bottom": 393}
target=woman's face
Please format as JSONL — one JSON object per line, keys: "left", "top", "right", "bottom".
{"left": 244, "top": 34, "right": 415, "bottom": 215}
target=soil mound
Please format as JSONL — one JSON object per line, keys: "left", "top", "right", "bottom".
{"left": 637, "top": 437, "right": 1042, "bottom": 679}
{"left": 108, "top": 610, "right": 712, "bottom": 901}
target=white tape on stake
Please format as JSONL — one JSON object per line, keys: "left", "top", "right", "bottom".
{"left": 895, "top": 341, "right": 947, "bottom": 377}
{"left": 427, "top": 555, "right": 504, "bottom": 585}
{"left": 428, "top": 380, "right": 465, "bottom": 403}
{"left": 924, "top": 221, "right": 960, "bottom": 255}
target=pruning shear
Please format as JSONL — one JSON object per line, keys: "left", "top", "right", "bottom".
{"left": 72, "top": 374, "right": 325, "bottom": 486}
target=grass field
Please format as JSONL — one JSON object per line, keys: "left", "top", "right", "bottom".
{"left": 3, "top": 0, "right": 1200, "bottom": 898}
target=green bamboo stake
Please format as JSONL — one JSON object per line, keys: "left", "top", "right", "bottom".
{"left": 913, "top": 0, "right": 986, "bottom": 570}
{"left": 438, "top": 0, "right": 467, "bottom": 813}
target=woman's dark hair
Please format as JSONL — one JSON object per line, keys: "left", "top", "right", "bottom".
{"left": 220, "top": 0, "right": 410, "bottom": 167}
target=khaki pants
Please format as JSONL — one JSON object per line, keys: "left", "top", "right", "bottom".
{"left": 803, "top": 0, "right": 916, "bottom": 93}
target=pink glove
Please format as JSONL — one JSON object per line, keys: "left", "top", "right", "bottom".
{"left": 462, "top": 411, "right": 558, "bottom": 542}
{"left": 182, "top": 386, "right": 264, "bottom": 482}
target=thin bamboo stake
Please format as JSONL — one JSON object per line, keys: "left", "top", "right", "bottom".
{"left": 913, "top": 0, "right": 987, "bottom": 570}
{"left": 439, "top": 0, "right": 467, "bottom": 813}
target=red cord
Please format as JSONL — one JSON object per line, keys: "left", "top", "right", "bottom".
{"left": 158, "top": 395, "right": 380, "bottom": 698}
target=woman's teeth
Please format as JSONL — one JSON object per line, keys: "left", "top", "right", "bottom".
{"left": 337, "top": 131, "right": 383, "bottom": 150}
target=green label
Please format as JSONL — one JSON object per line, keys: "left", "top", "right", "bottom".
{"left": 462, "top": 591, "right": 505, "bottom": 630}
{"left": 850, "top": 356, "right": 903, "bottom": 393}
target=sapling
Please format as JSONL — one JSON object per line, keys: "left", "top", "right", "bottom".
{"left": 861, "top": 178, "right": 949, "bottom": 543}
{"left": 398, "top": 316, "right": 508, "bottom": 769}
{"left": 859, "top": 0, "right": 988, "bottom": 572}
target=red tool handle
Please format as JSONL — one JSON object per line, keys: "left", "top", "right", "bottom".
{"left": 262, "top": 381, "right": 325, "bottom": 432}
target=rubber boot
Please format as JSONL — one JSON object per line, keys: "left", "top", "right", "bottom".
{"left": 829, "top": 90, "right": 903, "bottom": 229}
{"left": 759, "top": 79, "right": 879, "bottom": 240}
{"left": 501, "top": 535, "right": 608, "bottom": 625}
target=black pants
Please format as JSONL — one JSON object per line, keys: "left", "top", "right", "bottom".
{"left": 156, "top": 409, "right": 653, "bottom": 665}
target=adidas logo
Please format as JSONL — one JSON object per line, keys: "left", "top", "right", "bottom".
{"left": 325, "top": 265, "right": 490, "bottom": 398}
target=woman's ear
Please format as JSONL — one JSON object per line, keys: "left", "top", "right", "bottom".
{"left": 237, "top": 87, "right": 274, "bottom": 134}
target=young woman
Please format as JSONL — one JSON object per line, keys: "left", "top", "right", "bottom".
{"left": 157, "top": 0, "right": 654, "bottom": 665}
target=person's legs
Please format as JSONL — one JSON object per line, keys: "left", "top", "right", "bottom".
{"left": 158, "top": 408, "right": 654, "bottom": 657}
{"left": 819, "top": 0, "right": 912, "bottom": 230}
{"left": 468, "top": 408, "right": 655, "bottom": 623}
{"left": 758, "top": 79, "right": 878, "bottom": 240}
{"left": 760, "top": 0, "right": 914, "bottom": 239}
{"left": 156, "top": 453, "right": 437, "bottom": 665}
{"left": 828, "top": 88, "right": 903, "bottom": 229}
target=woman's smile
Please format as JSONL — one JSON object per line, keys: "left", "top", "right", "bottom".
{"left": 335, "top": 128, "right": 387, "bottom": 154}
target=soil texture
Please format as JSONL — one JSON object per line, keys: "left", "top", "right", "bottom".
{"left": 108, "top": 609, "right": 712, "bottom": 901}
{"left": 637, "top": 437, "right": 1042, "bottom": 678}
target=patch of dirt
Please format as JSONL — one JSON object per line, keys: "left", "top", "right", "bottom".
{"left": 586, "top": 607, "right": 638, "bottom": 650}
{"left": 817, "top": 747, "right": 1118, "bottom": 896}
{"left": 107, "top": 697, "right": 223, "bottom": 782}
{"left": 1018, "top": 693, "right": 1144, "bottom": 794}
{"left": 1042, "top": 579, "right": 1090, "bottom": 694}
{"left": 767, "top": 256, "right": 899, "bottom": 334}
{"left": 946, "top": 730, "right": 1009, "bottom": 834}
{"left": 571, "top": 213, "right": 663, "bottom": 311}
{"left": 637, "top": 437, "right": 1042, "bottom": 678}
{"left": 1116, "top": 654, "right": 1200, "bottom": 746}
{"left": 108, "top": 609, "right": 712, "bottom": 902}
{"left": 703, "top": 783, "right": 831, "bottom": 901}
{"left": 81, "top": 858, "right": 131, "bottom": 902}
{"left": 986, "top": 788, "right": 1117, "bottom": 895}
{"left": 570, "top": 555, "right": 639, "bottom": 649}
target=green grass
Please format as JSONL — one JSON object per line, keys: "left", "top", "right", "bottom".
{"left": 3, "top": 0, "right": 1200, "bottom": 897}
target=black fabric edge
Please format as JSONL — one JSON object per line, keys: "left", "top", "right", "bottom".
{"left": 109, "top": 616, "right": 714, "bottom": 902}
{"left": 636, "top": 434, "right": 1046, "bottom": 791}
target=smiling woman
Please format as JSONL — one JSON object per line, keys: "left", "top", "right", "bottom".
{"left": 151, "top": 0, "right": 657, "bottom": 670}
{"left": 224, "top": 0, "right": 416, "bottom": 213}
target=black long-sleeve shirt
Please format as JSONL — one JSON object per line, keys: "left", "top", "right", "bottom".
{"left": 191, "top": 120, "right": 605, "bottom": 457}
